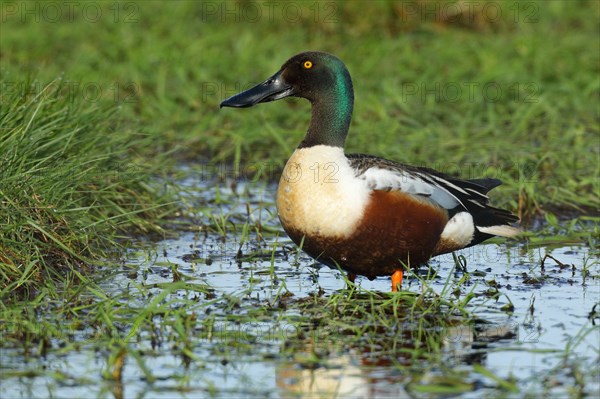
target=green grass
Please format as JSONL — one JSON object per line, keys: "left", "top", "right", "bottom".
{"left": 0, "top": 1, "right": 598, "bottom": 397}
{"left": 0, "top": 78, "right": 175, "bottom": 297}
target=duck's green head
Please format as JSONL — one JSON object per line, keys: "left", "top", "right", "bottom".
{"left": 221, "top": 51, "right": 354, "bottom": 148}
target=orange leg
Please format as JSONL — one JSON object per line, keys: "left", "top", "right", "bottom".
{"left": 347, "top": 272, "right": 356, "bottom": 283}
{"left": 391, "top": 270, "right": 403, "bottom": 292}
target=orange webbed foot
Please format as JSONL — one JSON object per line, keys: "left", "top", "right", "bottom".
{"left": 391, "top": 270, "right": 403, "bottom": 292}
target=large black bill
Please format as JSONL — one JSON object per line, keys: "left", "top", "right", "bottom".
{"left": 220, "top": 70, "right": 294, "bottom": 108}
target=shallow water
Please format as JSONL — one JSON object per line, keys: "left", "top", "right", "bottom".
{"left": 1, "top": 179, "right": 598, "bottom": 399}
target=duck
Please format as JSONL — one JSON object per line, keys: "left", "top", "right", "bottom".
{"left": 220, "top": 51, "right": 520, "bottom": 291}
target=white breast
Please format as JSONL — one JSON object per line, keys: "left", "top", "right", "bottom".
{"left": 276, "top": 145, "right": 371, "bottom": 238}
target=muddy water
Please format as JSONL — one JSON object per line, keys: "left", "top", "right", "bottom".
{"left": 1, "top": 179, "right": 598, "bottom": 398}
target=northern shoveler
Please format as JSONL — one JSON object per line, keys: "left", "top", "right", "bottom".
{"left": 220, "top": 51, "right": 520, "bottom": 291}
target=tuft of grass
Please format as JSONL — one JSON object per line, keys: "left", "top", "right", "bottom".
{"left": 0, "top": 78, "right": 175, "bottom": 300}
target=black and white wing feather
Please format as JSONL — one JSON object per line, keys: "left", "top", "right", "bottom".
{"left": 347, "top": 153, "right": 520, "bottom": 243}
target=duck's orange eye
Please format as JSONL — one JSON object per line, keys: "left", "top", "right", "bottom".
{"left": 303, "top": 60, "right": 313, "bottom": 69}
